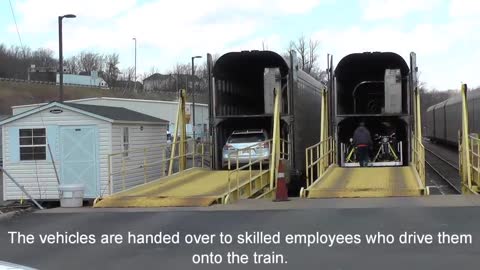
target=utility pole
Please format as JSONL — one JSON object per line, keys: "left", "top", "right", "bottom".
{"left": 58, "top": 14, "right": 76, "bottom": 102}
{"left": 132, "top": 37, "right": 137, "bottom": 93}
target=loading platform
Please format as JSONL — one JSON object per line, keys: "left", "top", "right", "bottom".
{"left": 94, "top": 168, "right": 270, "bottom": 207}
{"left": 302, "top": 165, "right": 425, "bottom": 198}
{"left": 94, "top": 87, "right": 286, "bottom": 208}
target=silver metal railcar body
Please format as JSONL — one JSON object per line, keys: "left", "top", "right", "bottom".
{"left": 207, "top": 50, "right": 323, "bottom": 189}
{"left": 425, "top": 90, "right": 480, "bottom": 145}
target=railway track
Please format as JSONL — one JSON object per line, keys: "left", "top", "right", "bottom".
{"left": 425, "top": 147, "right": 461, "bottom": 194}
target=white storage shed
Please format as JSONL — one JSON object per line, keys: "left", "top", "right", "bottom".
{"left": 1, "top": 102, "right": 168, "bottom": 201}
{"left": 12, "top": 97, "right": 209, "bottom": 139}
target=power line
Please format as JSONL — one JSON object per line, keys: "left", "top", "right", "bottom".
{"left": 8, "top": 0, "right": 25, "bottom": 52}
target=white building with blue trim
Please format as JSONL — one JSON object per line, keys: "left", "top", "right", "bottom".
{"left": 1, "top": 102, "right": 168, "bottom": 201}
{"left": 56, "top": 71, "right": 108, "bottom": 88}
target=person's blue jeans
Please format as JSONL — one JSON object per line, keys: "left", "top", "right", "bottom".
{"left": 356, "top": 146, "right": 369, "bottom": 167}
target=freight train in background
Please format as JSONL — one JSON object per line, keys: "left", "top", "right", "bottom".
{"left": 425, "top": 90, "right": 480, "bottom": 145}
{"left": 207, "top": 50, "right": 324, "bottom": 192}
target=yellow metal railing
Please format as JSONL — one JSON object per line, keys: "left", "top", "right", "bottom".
{"left": 226, "top": 139, "right": 289, "bottom": 201}
{"left": 305, "top": 136, "right": 336, "bottom": 188}
{"left": 412, "top": 86, "right": 426, "bottom": 189}
{"left": 225, "top": 86, "right": 288, "bottom": 203}
{"left": 304, "top": 85, "right": 334, "bottom": 189}
{"left": 461, "top": 134, "right": 480, "bottom": 194}
{"left": 412, "top": 134, "right": 426, "bottom": 187}
{"left": 105, "top": 139, "right": 211, "bottom": 197}
{"left": 459, "top": 83, "right": 479, "bottom": 194}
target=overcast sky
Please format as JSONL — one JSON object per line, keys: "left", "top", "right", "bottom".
{"left": 1, "top": 0, "right": 479, "bottom": 90}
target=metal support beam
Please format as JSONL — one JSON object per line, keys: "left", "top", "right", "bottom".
{"left": 414, "top": 86, "right": 425, "bottom": 186}
{"left": 319, "top": 86, "right": 328, "bottom": 173}
{"left": 269, "top": 88, "right": 281, "bottom": 190}
{"left": 460, "top": 83, "right": 473, "bottom": 193}
{"left": 169, "top": 89, "right": 187, "bottom": 175}
{"left": 0, "top": 166, "right": 44, "bottom": 209}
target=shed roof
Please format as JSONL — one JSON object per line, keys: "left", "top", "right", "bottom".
{"left": 66, "top": 103, "right": 168, "bottom": 123}
{"left": 0, "top": 102, "right": 168, "bottom": 126}
{"left": 11, "top": 97, "right": 208, "bottom": 110}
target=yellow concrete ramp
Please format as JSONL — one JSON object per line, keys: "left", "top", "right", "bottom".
{"left": 306, "top": 165, "right": 424, "bottom": 198}
{"left": 95, "top": 168, "right": 268, "bottom": 207}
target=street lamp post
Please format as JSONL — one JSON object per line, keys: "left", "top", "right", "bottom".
{"left": 191, "top": 55, "right": 202, "bottom": 140}
{"left": 58, "top": 14, "right": 76, "bottom": 102}
{"left": 132, "top": 37, "right": 137, "bottom": 92}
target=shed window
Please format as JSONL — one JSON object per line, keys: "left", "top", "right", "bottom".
{"left": 122, "top": 127, "right": 129, "bottom": 157}
{"left": 19, "top": 128, "right": 46, "bottom": 160}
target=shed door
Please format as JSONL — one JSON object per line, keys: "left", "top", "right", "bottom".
{"left": 60, "top": 126, "right": 98, "bottom": 198}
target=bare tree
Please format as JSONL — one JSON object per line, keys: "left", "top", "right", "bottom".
{"left": 114, "top": 66, "right": 137, "bottom": 94}
{"left": 262, "top": 40, "right": 269, "bottom": 51}
{"left": 290, "top": 36, "right": 308, "bottom": 71}
{"left": 308, "top": 39, "right": 320, "bottom": 74}
{"left": 101, "top": 53, "right": 120, "bottom": 87}
{"left": 64, "top": 55, "right": 80, "bottom": 74}
{"left": 31, "top": 48, "right": 56, "bottom": 68}
{"left": 289, "top": 36, "right": 325, "bottom": 81}
{"left": 78, "top": 51, "right": 104, "bottom": 73}
{"left": 0, "top": 44, "right": 56, "bottom": 79}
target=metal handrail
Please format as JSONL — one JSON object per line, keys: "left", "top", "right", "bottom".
{"left": 226, "top": 138, "right": 289, "bottom": 200}
{"left": 105, "top": 139, "right": 212, "bottom": 197}
{"left": 412, "top": 134, "right": 426, "bottom": 187}
{"left": 461, "top": 134, "right": 480, "bottom": 193}
{"left": 305, "top": 136, "right": 336, "bottom": 187}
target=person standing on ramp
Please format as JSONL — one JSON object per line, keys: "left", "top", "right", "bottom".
{"left": 352, "top": 122, "right": 373, "bottom": 167}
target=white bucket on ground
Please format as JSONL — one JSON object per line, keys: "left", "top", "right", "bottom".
{"left": 58, "top": 184, "right": 84, "bottom": 207}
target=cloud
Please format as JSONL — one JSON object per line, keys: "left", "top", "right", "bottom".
{"left": 9, "top": 0, "right": 323, "bottom": 64}
{"left": 225, "top": 34, "right": 283, "bottom": 53}
{"left": 12, "top": 0, "right": 136, "bottom": 33}
{"left": 361, "top": 0, "right": 442, "bottom": 20}
{"left": 449, "top": 0, "right": 480, "bottom": 17}
{"left": 313, "top": 18, "right": 480, "bottom": 89}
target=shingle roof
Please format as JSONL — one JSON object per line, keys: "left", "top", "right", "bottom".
{"left": 66, "top": 103, "right": 168, "bottom": 123}
{"left": 144, "top": 73, "right": 171, "bottom": 81}
{"left": 144, "top": 73, "right": 200, "bottom": 82}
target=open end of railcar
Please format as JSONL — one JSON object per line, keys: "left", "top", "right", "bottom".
{"left": 212, "top": 51, "right": 291, "bottom": 169}
{"left": 335, "top": 52, "right": 411, "bottom": 167}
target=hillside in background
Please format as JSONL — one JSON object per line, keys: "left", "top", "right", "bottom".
{"left": 0, "top": 80, "right": 208, "bottom": 115}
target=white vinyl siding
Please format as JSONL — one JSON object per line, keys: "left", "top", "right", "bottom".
{"left": 2, "top": 106, "right": 111, "bottom": 200}
{"left": 110, "top": 124, "right": 167, "bottom": 193}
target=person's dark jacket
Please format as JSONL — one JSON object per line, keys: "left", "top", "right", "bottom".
{"left": 352, "top": 126, "right": 373, "bottom": 147}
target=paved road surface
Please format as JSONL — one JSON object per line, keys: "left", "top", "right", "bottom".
{"left": 1, "top": 201, "right": 480, "bottom": 269}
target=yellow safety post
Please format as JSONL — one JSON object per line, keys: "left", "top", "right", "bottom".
{"left": 319, "top": 86, "right": 328, "bottom": 174}
{"left": 460, "top": 83, "right": 473, "bottom": 193}
{"left": 413, "top": 86, "right": 425, "bottom": 187}
{"left": 269, "top": 88, "right": 281, "bottom": 190}
{"left": 412, "top": 87, "right": 418, "bottom": 166}
{"left": 169, "top": 89, "right": 187, "bottom": 175}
